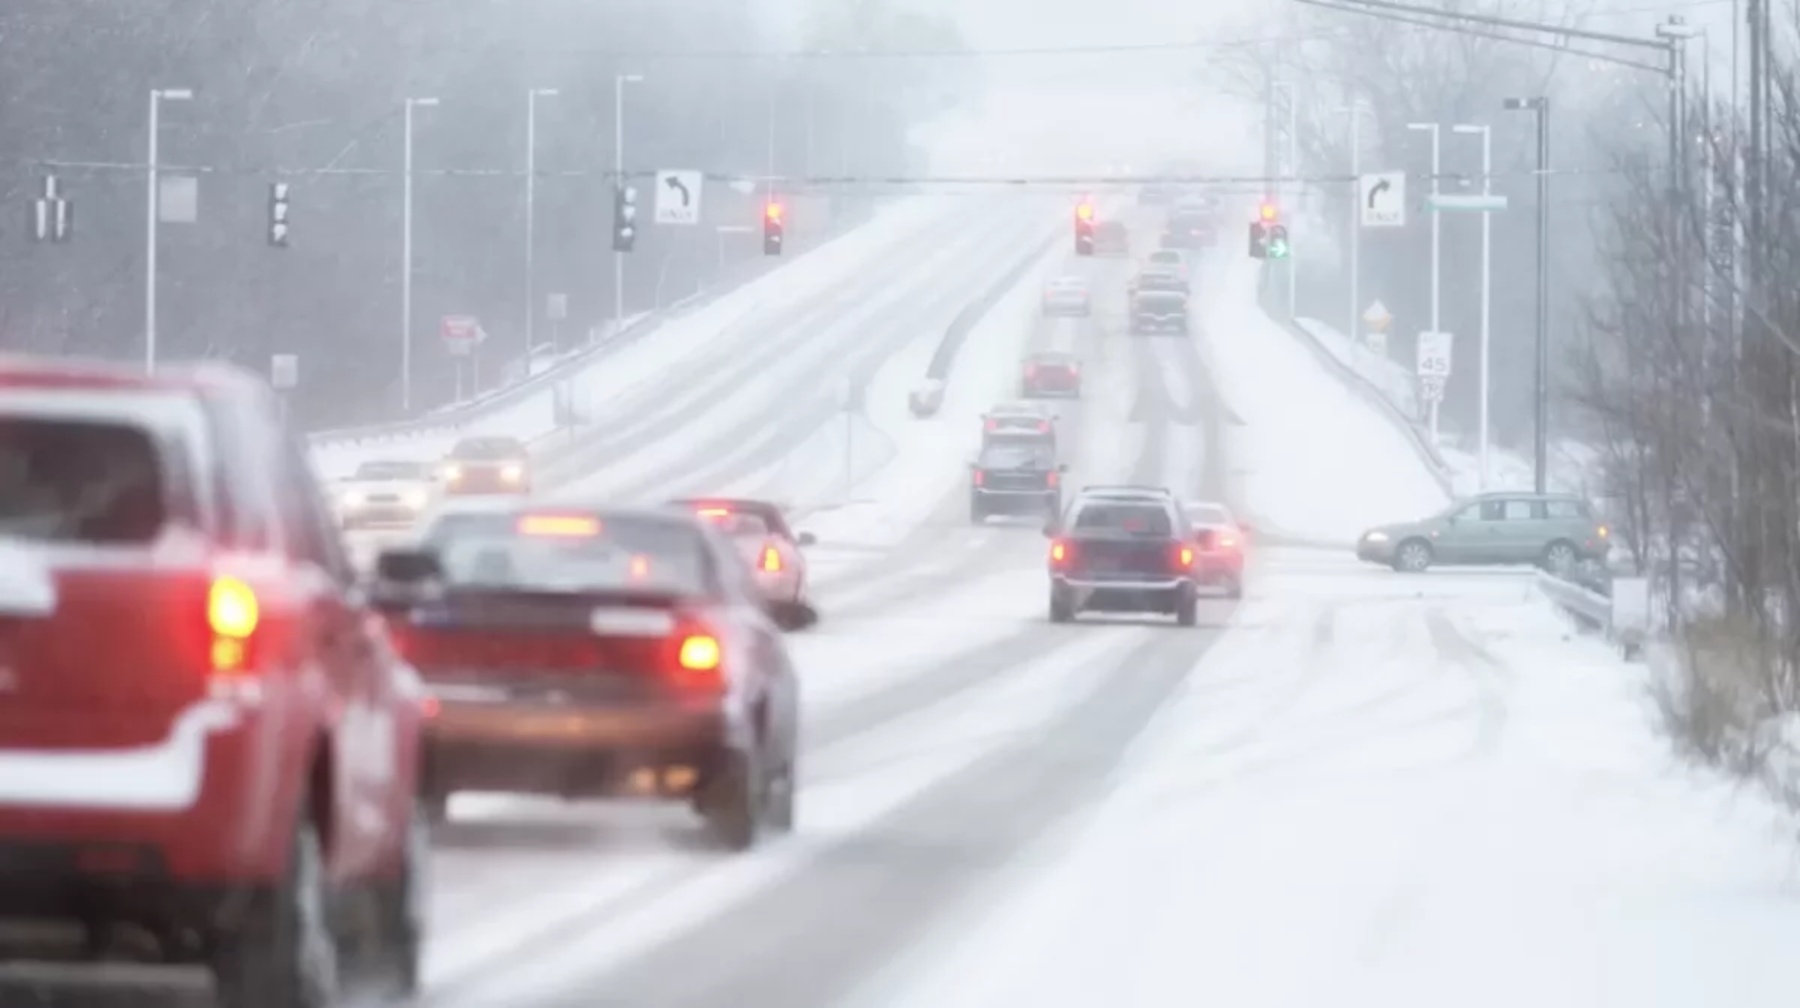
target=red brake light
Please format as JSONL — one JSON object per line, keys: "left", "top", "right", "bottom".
{"left": 1177, "top": 545, "right": 1195, "bottom": 568}
{"left": 1026, "top": 364, "right": 1037, "bottom": 378}
{"left": 985, "top": 417, "right": 998, "bottom": 431}
{"left": 1217, "top": 535, "right": 1237, "bottom": 549}
{"left": 1046, "top": 470, "right": 1059, "bottom": 487}
{"left": 671, "top": 630, "right": 725, "bottom": 692}
{"left": 208, "top": 576, "right": 259, "bottom": 674}
{"left": 974, "top": 469, "right": 985, "bottom": 486}
{"left": 697, "top": 507, "right": 732, "bottom": 519}
{"left": 1037, "top": 421, "right": 1050, "bottom": 432}
{"left": 760, "top": 545, "right": 783, "bottom": 572}
{"left": 629, "top": 554, "right": 652, "bottom": 579}
{"left": 1050, "top": 540, "right": 1069, "bottom": 564}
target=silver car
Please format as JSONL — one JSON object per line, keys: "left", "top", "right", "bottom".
{"left": 333, "top": 459, "right": 440, "bottom": 528}
{"left": 1042, "top": 277, "right": 1092, "bottom": 317}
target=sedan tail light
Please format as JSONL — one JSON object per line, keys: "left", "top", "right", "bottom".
{"left": 1046, "top": 470, "right": 1059, "bottom": 488}
{"left": 760, "top": 545, "right": 783, "bottom": 573}
{"left": 670, "top": 626, "right": 725, "bottom": 693}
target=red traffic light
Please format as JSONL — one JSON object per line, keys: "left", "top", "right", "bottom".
{"left": 765, "top": 201, "right": 784, "bottom": 221}
{"left": 1076, "top": 202, "right": 1094, "bottom": 221}
{"left": 1259, "top": 201, "right": 1278, "bottom": 222}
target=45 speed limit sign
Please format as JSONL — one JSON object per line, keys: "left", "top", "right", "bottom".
{"left": 1416, "top": 330, "right": 1453, "bottom": 378}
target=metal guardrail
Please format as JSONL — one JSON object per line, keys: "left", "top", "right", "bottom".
{"left": 1534, "top": 567, "right": 1650, "bottom": 660}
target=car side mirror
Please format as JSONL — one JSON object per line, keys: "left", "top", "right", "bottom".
{"left": 797, "top": 531, "right": 817, "bottom": 547}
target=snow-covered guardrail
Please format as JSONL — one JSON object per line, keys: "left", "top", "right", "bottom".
{"left": 1534, "top": 568, "right": 1651, "bottom": 660}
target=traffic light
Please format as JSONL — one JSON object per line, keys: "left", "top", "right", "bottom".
{"left": 762, "top": 200, "right": 785, "bottom": 255}
{"left": 1258, "top": 199, "right": 1279, "bottom": 224}
{"left": 267, "top": 181, "right": 290, "bottom": 247}
{"left": 1266, "top": 224, "right": 1291, "bottom": 260}
{"left": 1074, "top": 200, "right": 1095, "bottom": 255}
{"left": 1248, "top": 221, "right": 1267, "bottom": 258}
{"left": 612, "top": 184, "right": 637, "bottom": 252}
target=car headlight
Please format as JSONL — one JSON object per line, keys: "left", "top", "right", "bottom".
{"left": 1364, "top": 531, "right": 1389, "bottom": 543}
{"left": 500, "top": 464, "right": 525, "bottom": 482}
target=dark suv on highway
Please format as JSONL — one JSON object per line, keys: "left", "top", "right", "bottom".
{"left": 971, "top": 438, "right": 1066, "bottom": 522}
{"left": 1046, "top": 486, "right": 1200, "bottom": 625}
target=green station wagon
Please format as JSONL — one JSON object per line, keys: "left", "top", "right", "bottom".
{"left": 1356, "top": 491, "right": 1610, "bottom": 573}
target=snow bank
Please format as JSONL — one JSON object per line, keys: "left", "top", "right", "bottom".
{"left": 1197, "top": 251, "right": 1450, "bottom": 543}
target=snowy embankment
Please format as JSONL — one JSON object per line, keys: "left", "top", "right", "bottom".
{"left": 1197, "top": 251, "right": 1450, "bottom": 544}
{"left": 308, "top": 195, "right": 959, "bottom": 479}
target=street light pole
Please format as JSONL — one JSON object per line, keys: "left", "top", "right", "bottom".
{"left": 1505, "top": 96, "right": 1551, "bottom": 494}
{"left": 614, "top": 73, "right": 645, "bottom": 340}
{"left": 401, "top": 96, "right": 439, "bottom": 414}
{"left": 144, "top": 87, "right": 192, "bottom": 373}
{"left": 1336, "top": 100, "right": 1371, "bottom": 350}
{"left": 525, "top": 88, "right": 558, "bottom": 360}
{"left": 1453, "top": 123, "right": 1493, "bottom": 489}
{"left": 1407, "top": 121, "right": 1443, "bottom": 440}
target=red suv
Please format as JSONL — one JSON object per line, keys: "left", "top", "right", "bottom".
{"left": 0, "top": 357, "right": 428, "bottom": 1007}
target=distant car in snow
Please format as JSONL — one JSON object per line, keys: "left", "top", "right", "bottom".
{"left": 1356, "top": 491, "right": 1610, "bottom": 573}
{"left": 1020, "top": 350, "right": 1081, "bottom": 399}
{"left": 441, "top": 435, "right": 531, "bottom": 496}
{"left": 334, "top": 459, "right": 441, "bottom": 528}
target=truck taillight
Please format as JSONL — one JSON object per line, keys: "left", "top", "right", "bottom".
{"left": 760, "top": 545, "right": 783, "bottom": 572}
{"left": 208, "top": 576, "right": 259, "bottom": 673}
{"left": 1176, "top": 545, "right": 1195, "bottom": 568}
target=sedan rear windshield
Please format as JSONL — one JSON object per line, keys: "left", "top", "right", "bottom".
{"left": 0, "top": 417, "right": 167, "bottom": 544}
{"left": 421, "top": 512, "right": 709, "bottom": 595}
{"left": 1074, "top": 503, "right": 1173, "bottom": 536}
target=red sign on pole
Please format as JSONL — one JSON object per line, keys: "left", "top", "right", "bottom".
{"left": 441, "top": 315, "right": 482, "bottom": 356}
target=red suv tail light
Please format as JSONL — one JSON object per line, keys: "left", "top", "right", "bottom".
{"left": 208, "top": 576, "right": 260, "bottom": 674}
{"left": 760, "top": 545, "right": 783, "bottom": 572}
{"left": 974, "top": 469, "right": 986, "bottom": 487}
{"left": 1046, "top": 470, "right": 1059, "bottom": 487}
{"left": 1175, "top": 545, "right": 1195, "bottom": 569}
{"left": 1050, "top": 540, "right": 1071, "bottom": 565}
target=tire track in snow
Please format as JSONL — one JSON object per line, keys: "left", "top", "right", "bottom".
{"left": 500, "top": 627, "right": 1223, "bottom": 1008}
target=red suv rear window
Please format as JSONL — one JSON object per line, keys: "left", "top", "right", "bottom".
{"left": 0, "top": 417, "right": 166, "bottom": 544}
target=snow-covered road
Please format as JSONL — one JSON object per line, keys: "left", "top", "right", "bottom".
{"left": 109, "top": 197, "right": 1789, "bottom": 1008}
{"left": 371, "top": 208, "right": 1800, "bottom": 1008}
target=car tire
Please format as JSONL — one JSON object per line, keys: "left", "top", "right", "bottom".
{"left": 378, "top": 796, "right": 430, "bottom": 997}
{"left": 211, "top": 809, "right": 340, "bottom": 1008}
{"left": 1542, "top": 539, "right": 1579, "bottom": 574}
{"left": 701, "top": 750, "right": 764, "bottom": 852}
{"left": 1049, "top": 586, "right": 1075, "bottom": 623}
{"left": 764, "top": 741, "right": 797, "bottom": 834}
{"left": 1394, "top": 538, "right": 1434, "bottom": 573}
{"left": 1175, "top": 585, "right": 1199, "bottom": 627}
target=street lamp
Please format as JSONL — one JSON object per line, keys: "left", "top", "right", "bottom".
{"left": 144, "top": 87, "right": 192, "bottom": 373}
{"left": 1504, "top": 95, "right": 1551, "bottom": 495}
{"left": 1334, "top": 99, "right": 1373, "bottom": 353}
{"left": 401, "top": 96, "right": 439, "bottom": 414}
{"left": 1453, "top": 123, "right": 1494, "bottom": 490}
{"left": 1406, "top": 121, "right": 1443, "bottom": 441}
{"left": 525, "top": 88, "right": 559, "bottom": 358}
{"left": 614, "top": 73, "right": 645, "bottom": 339}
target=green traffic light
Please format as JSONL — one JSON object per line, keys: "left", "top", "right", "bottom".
{"left": 1267, "top": 238, "right": 1290, "bottom": 259}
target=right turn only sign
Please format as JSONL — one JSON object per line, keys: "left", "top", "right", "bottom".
{"left": 1361, "top": 171, "right": 1406, "bottom": 228}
